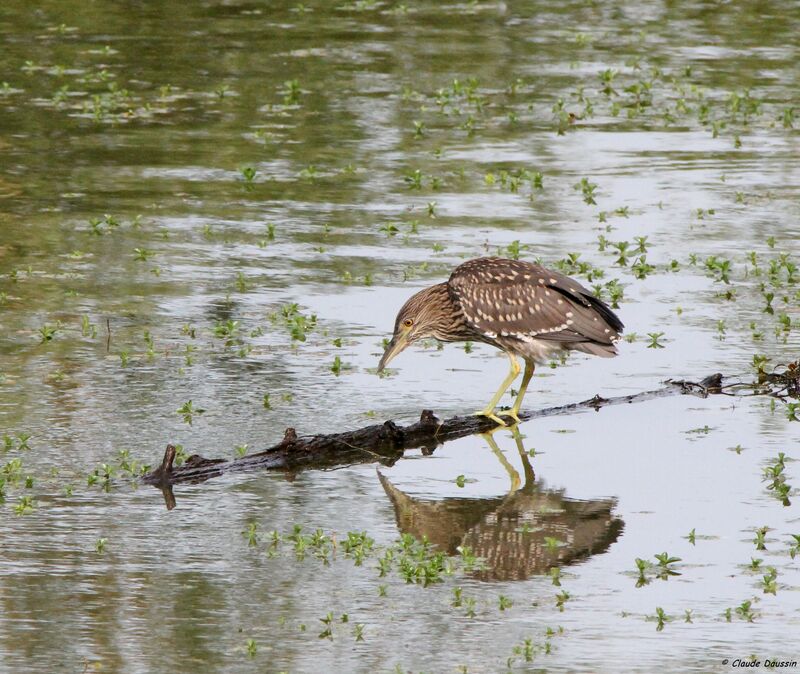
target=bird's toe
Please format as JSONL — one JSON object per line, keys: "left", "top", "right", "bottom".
{"left": 474, "top": 410, "right": 507, "bottom": 426}
{"left": 497, "top": 409, "right": 521, "bottom": 424}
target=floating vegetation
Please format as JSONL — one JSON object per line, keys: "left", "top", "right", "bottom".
{"left": 762, "top": 453, "right": 792, "bottom": 506}
{"left": 646, "top": 607, "right": 671, "bottom": 631}
{"left": 633, "top": 553, "right": 681, "bottom": 587}
{"left": 177, "top": 400, "right": 205, "bottom": 425}
{"left": 251, "top": 525, "right": 485, "bottom": 589}
{"left": 268, "top": 303, "right": 318, "bottom": 343}
{"left": 573, "top": 177, "right": 599, "bottom": 205}
{"left": 37, "top": 323, "right": 61, "bottom": 344}
{"left": 239, "top": 166, "right": 257, "bottom": 183}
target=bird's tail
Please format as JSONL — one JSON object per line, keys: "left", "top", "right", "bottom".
{"left": 572, "top": 341, "right": 619, "bottom": 358}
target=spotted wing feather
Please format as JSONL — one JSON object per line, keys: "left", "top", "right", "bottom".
{"left": 448, "top": 257, "right": 623, "bottom": 352}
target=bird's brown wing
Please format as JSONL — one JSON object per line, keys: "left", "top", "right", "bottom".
{"left": 448, "top": 257, "right": 623, "bottom": 346}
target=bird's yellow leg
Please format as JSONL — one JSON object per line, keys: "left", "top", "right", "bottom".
{"left": 475, "top": 352, "right": 521, "bottom": 426}
{"left": 499, "top": 360, "right": 535, "bottom": 422}
{"left": 481, "top": 427, "right": 521, "bottom": 492}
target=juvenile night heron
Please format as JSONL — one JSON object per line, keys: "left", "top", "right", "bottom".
{"left": 377, "top": 257, "right": 624, "bottom": 425}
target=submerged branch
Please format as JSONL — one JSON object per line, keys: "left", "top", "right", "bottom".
{"left": 141, "top": 362, "right": 800, "bottom": 509}
{"left": 140, "top": 364, "right": 798, "bottom": 508}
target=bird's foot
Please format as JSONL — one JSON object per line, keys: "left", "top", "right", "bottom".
{"left": 497, "top": 408, "right": 521, "bottom": 424}
{"left": 474, "top": 409, "right": 507, "bottom": 426}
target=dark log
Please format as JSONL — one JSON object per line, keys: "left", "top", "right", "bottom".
{"left": 140, "top": 365, "right": 799, "bottom": 505}
{"left": 143, "top": 373, "right": 693, "bottom": 486}
{"left": 134, "top": 363, "right": 800, "bottom": 512}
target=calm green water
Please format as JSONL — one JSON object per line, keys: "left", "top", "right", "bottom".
{"left": 1, "top": 1, "right": 799, "bottom": 672}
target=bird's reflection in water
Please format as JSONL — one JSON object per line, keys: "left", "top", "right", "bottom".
{"left": 378, "top": 426, "right": 624, "bottom": 582}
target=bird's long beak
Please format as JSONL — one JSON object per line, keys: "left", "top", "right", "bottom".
{"left": 377, "top": 332, "right": 410, "bottom": 373}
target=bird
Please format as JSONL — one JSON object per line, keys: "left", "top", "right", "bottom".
{"left": 377, "top": 257, "right": 624, "bottom": 425}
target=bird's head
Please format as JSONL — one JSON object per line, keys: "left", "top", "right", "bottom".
{"left": 377, "top": 283, "right": 449, "bottom": 372}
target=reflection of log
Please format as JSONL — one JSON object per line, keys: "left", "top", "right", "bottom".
{"left": 141, "top": 368, "right": 797, "bottom": 498}
{"left": 379, "top": 435, "right": 623, "bottom": 581}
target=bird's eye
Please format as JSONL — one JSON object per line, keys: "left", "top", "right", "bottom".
{"left": 402, "top": 318, "right": 414, "bottom": 328}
